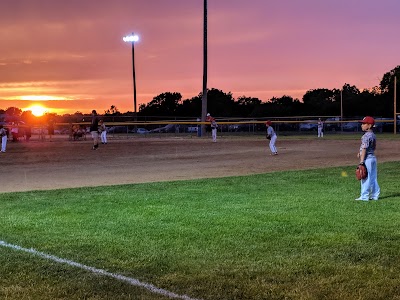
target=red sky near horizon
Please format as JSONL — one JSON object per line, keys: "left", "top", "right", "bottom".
{"left": 0, "top": 0, "right": 399, "bottom": 115}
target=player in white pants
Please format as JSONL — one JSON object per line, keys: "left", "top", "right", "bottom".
{"left": 0, "top": 125, "right": 7, "bottom": 152}
{"left": 206, "top": 113, "right": 218, "bottom": 142}
{"left": 356, "top": 116, "right": 380, "bottom": 201}
{"left": 317, "top": 118, "right": 324, "bottom": 138}
{"left": 266, "top": 120, "right": 278, "bottom": 155}
{"left": 99, "top": 120, "right": 107, "bottom": 144}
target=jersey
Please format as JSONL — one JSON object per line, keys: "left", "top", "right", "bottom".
{"left": 90, "top": 116, "right": 99, "bottom": 132}
{"left": 267, "top": 126, "right": 276, "bottom": 137}
{"left": 359, "top": 131, "right": 376, "bottom": 158}
{"left": 0, "top": 128, "right": 6, "bottom": 137}
{"left": 206, "top": 116, "right": 218, "bottom": 129}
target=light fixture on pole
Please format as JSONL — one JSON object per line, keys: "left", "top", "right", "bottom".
{"left": 123, "top": 33, "right": 139, "bottom": 115}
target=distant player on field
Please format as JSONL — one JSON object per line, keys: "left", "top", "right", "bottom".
{"left": 0, "top": 124, "right": 7, "bottom": 153}
{"left": 317, "top": 118, "right": 324, "bottom": 138}
{"left": 206, "top": 113, "right": 218, "bottom": 142}
{"left": 99, "top": 120, "right": 107, "bottom": 144}
{"left": 266, "top": 120, "right": 278, "bottom": 155}
{"left": 90, "top": 110, "right": 99, "bottom": 150}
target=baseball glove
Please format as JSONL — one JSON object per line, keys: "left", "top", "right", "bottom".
{"left": 356, "top": 163, "right": 367, "bottom": 180}
{"left": 266, "top": 135, "right": 271, "bottom": 140}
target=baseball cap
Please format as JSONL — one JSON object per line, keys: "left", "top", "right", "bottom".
{"left": 265, "top": 120, "right": 272, "bottom": 126}
{"left": 359, "top": 116, "right": 375, "bottom": 125}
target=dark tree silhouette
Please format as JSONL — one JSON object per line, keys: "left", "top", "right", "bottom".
{"left": 2, "top": 66, "right": 399, "bottom": 122}
{"left": 139, "top": 92, "right": 182, "bottom": 116}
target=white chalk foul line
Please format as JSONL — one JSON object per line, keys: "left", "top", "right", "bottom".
{"left": 0, "top": 240, "right": 201, "bottom": 300}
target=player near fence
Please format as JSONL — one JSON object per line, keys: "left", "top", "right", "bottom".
{"left": 206, "top": 113, "right": 218, "bottom": 142}
{"left": 47, "top": 118, "right": 55, "bottom": 142}
{"left": 317, "top": 118, "right": 324, "bottom": 138}
{"left": 266, "top": 120, "right": 278, "bottom": 155}
{"left": 99, "top": 120, "right": 107, "bottom": 144}
{"left": 90, "top": 110, "right": 99, "bottom": 150}
{"left": 0, "top": 124, "right": 7, "bottom": 153}
{"left": 10, "top": 122, "right": 19, "bottom": 142}
{"left": 355, "top": 116, "right": 380, "bottom": 201}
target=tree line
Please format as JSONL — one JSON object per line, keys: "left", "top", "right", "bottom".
{"left": 138, "top": 65, "right": 399, "bottom": 119}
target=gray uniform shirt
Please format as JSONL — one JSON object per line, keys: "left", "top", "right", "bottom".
{"left": 360, "top": 131, "right": 376, "bottom": 157}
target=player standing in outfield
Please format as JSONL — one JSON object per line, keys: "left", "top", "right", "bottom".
{"left": 10, "top": 122, "right": 19, "bottom": 142}
{"left": 47, "top": 118, "right": 55, "bottom": 142}
{"left": 265, "top": 120, "right": 278, "bottom": 155}
{"left": 90, "top": 110, "right": 99, "bottom": 150}
{"left": 355, "top": 116, "right": 380, "bottom": 201}
{"left": 99, "top": 120, "right": 107, "bottom": 144}
{"left": 317, "top": 118, "right": 324, "bottom": 138}
{"left": 0, "top": 124, "right": 7, "bottom": 153}
{"left": 206, "top": 113, "right": 218, "bottom": 142}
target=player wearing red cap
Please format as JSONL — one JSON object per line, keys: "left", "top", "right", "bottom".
{"left": 355, "top": 116, "right": 380, "bottom": 201}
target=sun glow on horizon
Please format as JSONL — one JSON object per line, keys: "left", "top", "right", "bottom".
{"left": 25, "top": 105, "right": 48, "bottom": 117}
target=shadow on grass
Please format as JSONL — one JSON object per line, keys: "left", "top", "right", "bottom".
{"left": 380, "top": 193, "right": 400, "bottom": 200}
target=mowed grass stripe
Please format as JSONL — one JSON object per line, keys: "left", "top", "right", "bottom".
{"left": 0, "top": 240, "right": 201, "bottom": 300}
{"left": 1, "top": 161, "right": 400, "bottom": 300}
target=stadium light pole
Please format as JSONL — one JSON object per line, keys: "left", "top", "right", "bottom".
{"left": 340, "top": 89, "right": 343, "bottom": 132}
{"left": 201, "top": 0, "right": 208, "bottom": 137}
{"left": 394, "top": 76, "right": 397, "bottom": 134}
{"left": 123, "top": 33, "right": 139, "bottom": 116}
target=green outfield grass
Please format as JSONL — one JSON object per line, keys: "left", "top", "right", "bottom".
{"left": 1, "top": 162, "right": 400, "bottom": 300}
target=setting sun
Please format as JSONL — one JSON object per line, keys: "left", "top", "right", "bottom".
{"left": 27, "top": 105, "right": 47, "bottom": 117}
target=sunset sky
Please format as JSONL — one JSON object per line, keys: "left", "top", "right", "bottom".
{"left": 0, "top": 0, "right": 399, "bottom": 115}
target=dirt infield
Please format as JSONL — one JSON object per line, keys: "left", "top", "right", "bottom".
{"left": 2, "top": 135, "right": 399, "bottom": 193}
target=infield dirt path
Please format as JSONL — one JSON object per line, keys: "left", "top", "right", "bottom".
{"left": 2, "top": 135, "right": 399, "bottom": 193}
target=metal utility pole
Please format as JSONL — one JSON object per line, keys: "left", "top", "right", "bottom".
{"left": 123, "top": 33, "right": 139, "bottom": 120}
{"left": 201, "top": 0, "right": 208, "bottom": 136}
{"left": 340, "top": 89, "right": 343, "bottom": 132}
{"left": 395, "top": 76, "right": 397, "bottom": 134}
{"left": 131, "top": 38, "right": 137, "bottom": 118}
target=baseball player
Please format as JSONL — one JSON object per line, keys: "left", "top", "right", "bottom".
{"left": 90, "top": 110, "right": 99, "bottom": 150}
{"left": 206, "top": 113, "right": 218, "bottom": 142}
{"left": 317, "top": 118, "right": 324, "bottom": 138}
{"left": 265, "top": 120, "right": 278, "bottom": 155}
{"left": 99, "top": 120, "right": 107, "bottom": 144}
{"left": 355, "top": 116, "right": 380, "bottom": 201}
{"left": 0, "top": 125, "right": 7, "bottom": 153}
